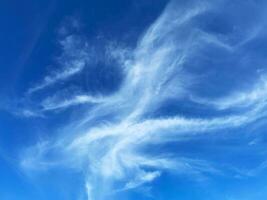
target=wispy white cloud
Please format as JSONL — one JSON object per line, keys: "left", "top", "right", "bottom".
{"left": 17, "top": 109, "right": 44, "bottom": 118}
{"left": 123, "top": 170, "right": 161, "bottom": 191}
{"left": 190, "top": 74, "right": 267, "bottom": 110}
{"left": 20, "top": 141, "right": 56, "bottom": 171}
{"left": 27, "top": 35, "right": 91, "bottom": 94}
{"left": 41, "top": 94, "right": 104, "bottom": 111}
{"left": 19, "top": 0, "right": 267, "bottom": 199}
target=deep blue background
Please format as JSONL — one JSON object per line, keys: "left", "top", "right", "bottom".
{"left": 1, "top": 0, "right": 267, "bottom": 199}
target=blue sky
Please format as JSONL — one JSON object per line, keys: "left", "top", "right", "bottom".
{"left": 1, "top": 0, "right": 267, "bottom": 199}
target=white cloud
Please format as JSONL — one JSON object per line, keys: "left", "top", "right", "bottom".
{"left": 19, "top": 1, "right": 267, "bottom": 199}
{"left": 41, "top": 94, "right": 105, "bottom": 111}
{"left": 123, "top": 170, "right": 161, "bottom": 191}
{"left": 190, "top": 74, "right": 267, "bottom": 110}
{"left": 19, "top": 109, "right": 44, "bottom": 118}
{"left": 27, "top": 35, "right": 91, "bottom": 94}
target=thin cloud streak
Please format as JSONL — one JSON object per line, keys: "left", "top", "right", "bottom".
{"left": 27, "top": 35, "right": 91, "bottom": 94}
{"left": 41, "top": 94, "right": 105, "bottom": 111}
{"left": 190, "top": 74, "right": 267, "bottom": 110}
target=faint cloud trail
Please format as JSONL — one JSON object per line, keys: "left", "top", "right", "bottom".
{"left": 27, "top": 34, "right": 91, "bottom": 94}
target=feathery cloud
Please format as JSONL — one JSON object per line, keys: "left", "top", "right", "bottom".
{"left": 19, "top": 0, "right": 267, "bottom": 199}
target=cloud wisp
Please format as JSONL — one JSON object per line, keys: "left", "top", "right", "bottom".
{"left": 41, "top": 93, "right": 105, "bottom": 111}
{"left": 20, "top": 0, "right": 267, "bottom": 199}
{"left": 193, "top": 78, "right": 267, "bottom": 111}
{"left": 27, "top": 35, "right": 91, "bottom": 94}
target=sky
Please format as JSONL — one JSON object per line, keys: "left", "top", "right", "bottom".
{"left": 1, "top": 0, "right": 267, "bottom": 199}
